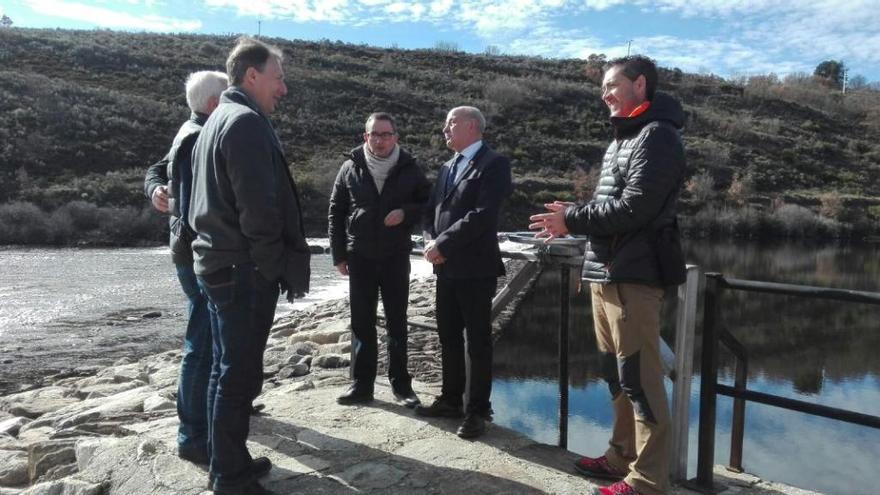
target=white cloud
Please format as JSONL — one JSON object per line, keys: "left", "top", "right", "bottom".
{"left": 194, "top": 0, "right": 879, "bottom": 79}
{"left": 25, "top": 0, "right": 201, "bottom": 31}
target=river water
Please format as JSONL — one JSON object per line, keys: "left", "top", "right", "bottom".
{"left": 0, "top": 245, "right": 347, "bottom": 395}
{"left": 492, "top": 240, "right": 880, "bottom": 495}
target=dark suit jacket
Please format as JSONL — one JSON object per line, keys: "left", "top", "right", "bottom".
{"left": 424, "top": 143, "right": 512, "bottom": 279}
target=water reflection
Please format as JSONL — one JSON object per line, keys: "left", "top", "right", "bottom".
{"left": 493, "top": 241, "right": 880, "bottom": 495}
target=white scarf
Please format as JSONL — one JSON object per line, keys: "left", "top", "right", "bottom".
{"left": 363, "top": 144, "right": 400, "bottom": 194}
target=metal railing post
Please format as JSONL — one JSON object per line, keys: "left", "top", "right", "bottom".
{"left": 558, "top": 264, "right": 570, "bottom": 449}
{"left": 669, "top": 265, "right": 701, "bottom": 482}
{"left": 728, "top": 354, "right": 747, "bottom": 472}
{"left": 695, "top": 273, "right": 721, "bottom": 490}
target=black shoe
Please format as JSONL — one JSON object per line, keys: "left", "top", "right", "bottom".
{"left": 478, "top": 408, "right": 494, "bottom": 422}
{"left": 414, "top": 397, "right": 463, "bottom": 418}
{"left": 212, "top": 480, "right": 276, "bottom": 495}
{"left": 336, "top": 385, "right": 374, "bottom": 405}
{"left": 251, "top": 456, "right": 272, "bottom": 479}
{"left": 178, "top": 445, "right": 209, "bottom": 465}
{"left": 208, "top": 457, "right": 273, "bottom": 490}
{"left": 250, "top": 403, "right": 266, "bottom": 415}
{"left": 456, "top": 413, "right": 487, "bottom": 439}
{"left": 392, "top": 388, "right": 421, "bottom": 408}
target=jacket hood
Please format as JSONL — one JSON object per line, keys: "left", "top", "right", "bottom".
{"left": 611, "top": 92, "right": 685, "bottom": 135}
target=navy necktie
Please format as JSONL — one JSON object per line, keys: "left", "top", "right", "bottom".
{"left": 446, "top": 153, "right": 464, "bottom": 193}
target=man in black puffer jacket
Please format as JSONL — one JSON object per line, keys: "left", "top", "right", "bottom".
{"left": 328, "top": 112, "right": 430, "bottom": 408}
{"left": 530, "top": 55, "right": 686, "bottom": 495}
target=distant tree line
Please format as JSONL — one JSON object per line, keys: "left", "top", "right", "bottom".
{"left": 0, "top": 28, "right": 879, "bottom": 245}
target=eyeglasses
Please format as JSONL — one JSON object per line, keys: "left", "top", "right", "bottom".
{"left": 367, "top": 131, "right": 396, "bottom": 140}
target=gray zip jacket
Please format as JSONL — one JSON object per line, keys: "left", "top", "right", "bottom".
{"left": 189, "top": 87, "right": 310, "bottom": 295}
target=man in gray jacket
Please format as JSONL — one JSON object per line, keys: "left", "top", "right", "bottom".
{"left": 143, "top": 70, "right": 227, "bottom": 467}
{"left": 189, "top": 36, "right": 310, "bottom": 495}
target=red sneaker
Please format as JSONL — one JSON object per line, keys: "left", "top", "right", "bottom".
{"left": 597, "top": 480, "right": 640, "bottom": 495}
{"left": 573, "top": 455, "right": 626, "bottom": 480}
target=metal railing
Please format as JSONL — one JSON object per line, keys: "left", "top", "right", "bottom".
{"left": 691, "top": 273, "right": 880, "bottom": 492}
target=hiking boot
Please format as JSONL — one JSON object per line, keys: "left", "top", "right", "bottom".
{"left": 596, "top": 480, "right": 640, "bottom": 495}
{"left": 574, "top": 455, "right": 626, "bottom": 480}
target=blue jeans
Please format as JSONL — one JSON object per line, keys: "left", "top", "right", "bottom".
{"left": 198, "top": 263, "right": 279, "bottom": 488}
{"left": 175, "top": 263, "right": 212, "bottom": 454}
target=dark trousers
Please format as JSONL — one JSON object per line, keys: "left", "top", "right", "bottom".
{"left": 347, "top": 251, "right": 412, "bottom": 392}
{"left": 174, "top": 263, "right": 212, "bottom": 452}
{"left": 197, "top": 263, "right": 278, "bottom": 488}
{"left": 435, "top": 275, "right": 497, "bottom": 414}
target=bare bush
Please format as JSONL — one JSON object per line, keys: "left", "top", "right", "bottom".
{"left": 685, "top": 171, "right": 716, "bottom": 203}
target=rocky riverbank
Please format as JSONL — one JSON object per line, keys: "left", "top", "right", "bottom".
{"left": 0, "top": 272, "right": 822, "bottom": 495}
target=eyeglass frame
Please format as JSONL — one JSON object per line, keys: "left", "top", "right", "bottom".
{"left": 366, "top": 131, "right": 397, "bottom": 140}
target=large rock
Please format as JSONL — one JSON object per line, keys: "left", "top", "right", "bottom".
{"left": 312, "top": 354, "right": 350, "bottom": 369}
{"left": 0, "top": 449, "right": 28, "bottom": 487}
{"left": 22, "top": 387, "right": 153, "bottom": 433}
{"left": 0, "top": 417, "right": 30, "bottom": 437}
{"left": 0, "top": 388, "right": 80, "bottom": 419}
{"left": 318, "top": 342, "right": 351, "bottom": 356}
{"left": 27, "top": 440, "right": 77, "bottom": 483}
{"left": 277, "top": 364, "right": 310, "bottom": 379}
{"left": 141, "top": 395, "right": 174, "bottom": 413}
{"left": 74, "top": 382, "right": 142, "bottom": 401}
{"left": 19, "top": 478, "right": 104, "bottom": 495}
{"left": 288, "top": 320, "right": 350, "bottom": 345}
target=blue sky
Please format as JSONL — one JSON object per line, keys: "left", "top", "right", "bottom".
{"left": 2, "top": 0, "right": 879, "bottom": 82}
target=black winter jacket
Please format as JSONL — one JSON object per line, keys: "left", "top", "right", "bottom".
{"left": 328, "top": 145, "right": 430, "bottom": 264}
{"left": 189, "top": 87, "right": 310, "bottom": 295}
{"left": 563, "top": 92, "right": 686, "bottom": 285}
{"left": 143, "top": 112, "right": 206, "bottom": 265}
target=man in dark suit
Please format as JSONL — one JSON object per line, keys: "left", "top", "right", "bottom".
{"left": 414, "top": 106, "right": 512, "bottom": 439}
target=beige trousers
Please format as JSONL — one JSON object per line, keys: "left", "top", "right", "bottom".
{"left": 590, "top": 282, "right": 670, "bottom": 495}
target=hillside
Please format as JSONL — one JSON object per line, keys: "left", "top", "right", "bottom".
{"left": 1, "top": 27, "right": 879, "bottom": 243}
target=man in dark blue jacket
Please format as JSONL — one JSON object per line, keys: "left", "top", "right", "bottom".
{"left": 189, "top": 37, "right": 310, "bottom": 495}
{"left": 529, "top": 56, "right": 686, "bottom": 495}
{"left": 328, "top": 112, "right": 430, "bottom": 407}
{"left": 143, "top": 70, "right": 227, "bottom": 467}
{"left": 415, "top": 106, "right": 512, "bottom": 440}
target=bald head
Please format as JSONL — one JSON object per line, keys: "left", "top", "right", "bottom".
{"left": 443, "top": 106, "right": 485, "bottom": 152}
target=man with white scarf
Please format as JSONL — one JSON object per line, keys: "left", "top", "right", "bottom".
{"left": 328, "top": 112, "right": 431, "bottom": 407}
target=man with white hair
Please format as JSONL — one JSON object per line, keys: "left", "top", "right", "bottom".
{"left": 415, "top": 106, "right": 512, "bottom": 440}
{"left": 143, "top": 69, "right": 228, "bottom": 466}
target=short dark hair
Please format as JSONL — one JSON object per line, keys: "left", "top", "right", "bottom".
{"left": 226, "top": 36, "right": 284, "bottom": 86}
{"left": 604, "top": 55, "right": 658, "bottom": 100}
{"left": 365, "top": 112, "right": 397, "bottom": 133}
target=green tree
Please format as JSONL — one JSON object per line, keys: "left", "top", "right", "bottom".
{"left": 1, "top": 15, "right": 13, "bottom": 28}
{"left": 814, "top": 60, "right": 845, "bottom": 88}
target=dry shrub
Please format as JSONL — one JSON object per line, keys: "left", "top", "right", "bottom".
{"left": 819, "top": 192, "right": 843, "bottom": 220}
{"left": 685, "top": 171, "right": 716, "bottom": 203}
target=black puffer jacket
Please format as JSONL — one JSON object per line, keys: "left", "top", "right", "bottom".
{"left": 328, "top": 145, "right": 430, "bottom": 264}
{"left": 564, "top": 92, "right": 686, "bottom": 285}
